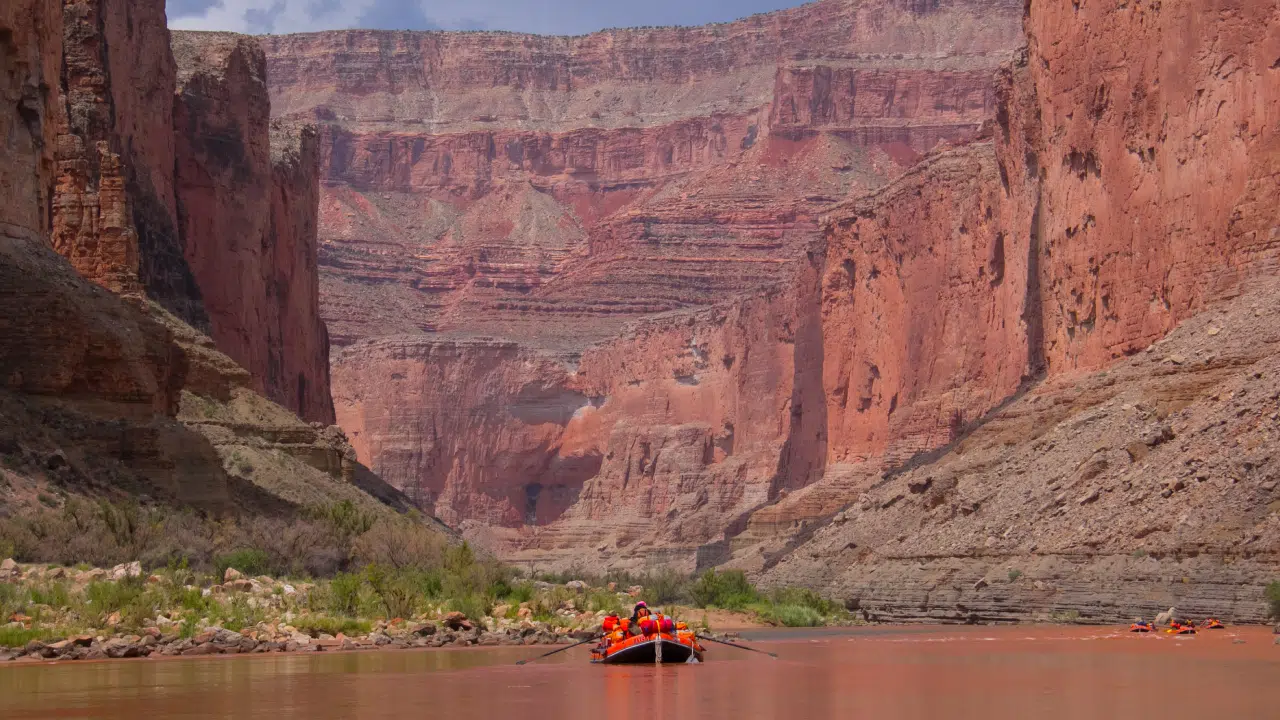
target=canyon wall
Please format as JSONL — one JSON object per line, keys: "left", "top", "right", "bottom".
{"left": 280, "top": 0, "right": 1280, "bottom": 613}
{"left": 270, "top": 0, "right": 1030, "bottom": 563}
{"left": 0, "top": 2, "right": 404, "bottom": 527}
{"left": 172, "top": 31, "right": 334, "bottom": 422}
{"left": 759, "top": 0, "right": 1280, "bottom": 621}
{"left": 16, "top": 3, "right": 331, "bottom": 424}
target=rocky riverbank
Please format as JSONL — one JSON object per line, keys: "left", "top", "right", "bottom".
{"left": 0, "top": 559, "right": 629, "bottom": 663}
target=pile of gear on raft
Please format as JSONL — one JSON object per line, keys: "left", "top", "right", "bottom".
{"left": 1129, "top": 617, "right": 1226, "bottom": 634}
{"left": 590, "top": 601, "right": 705, "bottom": 663}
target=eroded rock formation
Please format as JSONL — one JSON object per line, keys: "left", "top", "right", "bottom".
{"left": 277, "top": 0, "right": 1280, "bottom": 620}
{"left": 0, "top": 1, "right": 408, "bottom": 528}
{"left": 269, "top": 0, "right": 1028, "bottom": 557}
{"left": 172, "top": 31, "right": 334, "bottom": 422}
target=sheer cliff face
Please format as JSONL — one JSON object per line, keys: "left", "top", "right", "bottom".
{"left": 265, "top": 0, "right": 1030, "bottom": 562}
{"left": 24, "top": 2, "right": 331, "bottom": 425}
{"left": 0, "top": 0, "right": 60, "bottom": 241}
{"left": 1016, "top": 0, "right": 1280, "bottom": 373}
{"left": 172, "top": 32, "right": 334, "bottom": 423}
{"left": 0, "top": 3, "right": 406, "bottom": 523}
{"left": 758, "top": 0, "right": 1280, "bottom": 621}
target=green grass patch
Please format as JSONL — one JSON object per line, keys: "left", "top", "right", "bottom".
{"left": 0, "top": 626, "right": 63, "bottom": 649}
{"left": 292, "top": 616, "right": 371, "bottom": 637}
{"left": 752, "top": 602, "right": 825, "bottom": 627}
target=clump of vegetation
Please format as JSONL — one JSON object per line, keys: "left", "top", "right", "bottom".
{"left": 1265, "top": 581, "right": 1280, "bottom": 621}
{"left": 215, "top": 549, "right": 270, "bottom": 579}
{"left": 689, "top": 570, "right": 759, "bottom": 611}
{"left": 1008, "top": 569, "right": 1023, "bottom": 581}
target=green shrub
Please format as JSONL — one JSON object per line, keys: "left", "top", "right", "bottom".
{"left": 449, "top": 593, "right": 490, "bottom": 621}
{"left": 327, "top": 572, "right": 364, "bottom": 616}
{"left": 218, "top": 595, "right": 265, "bottom": 632}
{"left": 502, "top": 581, "right": 535, "bottom": 605}
{"left": 689, "top": 570, "right": 758, "bottom": 611}
{"left": 29, "top": 582, "right": 71, "bottom": 609}
{"left": 364, "top": 565, "right": 419, "bottom": 619}
{"left": 305, "top": 500, "right": 376, "bottom": 542}
{"left": 767, "top": 586, "right": 837, "bottom": 615}
{"left": 84, "top": 576, "right": 146, "bottom": 615}
{"left": 215, "top": 549, "right": 271, "bottom": 579}
{"left": 1265, "top": 581, "right": 1280, "bottom": 620}
{"left": 1007, "top": 569, "right": 1023, "bottom": 582}
{"left": 0, "top": 583, "right": 18, "bottom": 619}
{"left": 643, "top": 567, "right": 690, "bottom": 605}
{"left": 585, "top": 587, "right": 624, "bottom": 615}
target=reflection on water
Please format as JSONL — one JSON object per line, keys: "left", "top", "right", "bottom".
{"left": 2, "top": 626, "right": 1278, "bottom": 719}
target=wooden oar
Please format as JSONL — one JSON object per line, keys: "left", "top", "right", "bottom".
{"left": 696, "top": 634, "right": 778, "bottom": 659}
{"left": 515, "top": 635, "right": 601, "bottom": 665}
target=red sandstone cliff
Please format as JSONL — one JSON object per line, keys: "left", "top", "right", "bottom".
{"left": 758, "top": 0, "right": 1280, "bottom": 621}
{"left": 18, "top": 2, "right": 332, "bottom": 425}
{"left": 0, "top": 2, "right": 413, "bottom": 525}
{"left": 290, "top": 0, "right": 1280, "bottom": 603}
{"left": 270, "top": 0, "right": 1029, "bottom": 559}
{"left": 171, "top": 31, "right": 334, "bottom": 423}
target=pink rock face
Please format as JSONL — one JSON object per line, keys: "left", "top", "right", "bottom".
{"left": 307, "top": 0, "right": 1280, "bottom": 571}
{"left": 172, "top": 32, "right": 334, "bottom": 423}
{"left": 269, "top": 123, "right": 334, "bottom": 423}
{"left": 1012, "top": 0, "right": 1280, "bottom": 373}
{"left": 820, "top": 143, "right": 1030, "bottom": 468}
{"left": 0, "top": 0, "right": 61, "bottom": 240}
{"left": 277, "top": 0, "right": 1031, "bottom": 563}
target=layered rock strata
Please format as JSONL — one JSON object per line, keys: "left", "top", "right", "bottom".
{"left": 271, "top": 0, "right": 1028, "bottom": 553}
{"left": 759, "top": 0, "right": 1280, "bottom": 621}
{"left": 278, "top": 0, "right": 1280, "bottom": 623}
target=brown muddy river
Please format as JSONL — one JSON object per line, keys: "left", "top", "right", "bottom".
{"left": 3, "top": 626, "right": 1278, "bottom": 718}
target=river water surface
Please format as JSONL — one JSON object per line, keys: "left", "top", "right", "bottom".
{"left": 2, "top": 626, "right": 1278, "bottom": 718}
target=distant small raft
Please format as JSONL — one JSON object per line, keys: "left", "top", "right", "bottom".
{"left": 593, "top": 634, "right": 704, "bottom": 664}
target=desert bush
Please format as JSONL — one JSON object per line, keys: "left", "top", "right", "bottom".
{"left": 215, "top": 549, "right": 271, "bottom": 579}
{"left": 754, "top": 602, "right": 824, "bottom": 627}
{"left": 642, "top": 567, "right": 691, "bottom": 605}
{"left": 28, "top": 582, "right": 71, "bottom": 610}
{"left": 327, "top": 572, "right": 364, "bottom": 617}
{"left": 449, "top": 593, "right": 490, "bottom": 621}
{"left": 0, "top": 626, "right": 62, "bottom": 648}
{"left": 352, "top": 515, "right": 446, "bottom": 570}
{"left": 1265, "top": 581, "right": 1280, "bottom": 620}
{"left": 766, "top": 586, "right": 838, "bottom": 615}
{"left": 292, "top": 616, "right": 371, "bottom": 638}
{"left": 365, "top": 565, "right": 420, "bottom": 619}
{"left": 305, "top": 500, "right": 376, "bottom": 542}
{"left": 689, "top": 570, "right": 758, "bottom": 611}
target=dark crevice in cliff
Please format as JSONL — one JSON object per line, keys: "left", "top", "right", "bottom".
{"left": 138, "top": 181, "right": 211, "bottom": 332}
{"left": 1023, "top": 191, "right": 1046, "bottom": 379}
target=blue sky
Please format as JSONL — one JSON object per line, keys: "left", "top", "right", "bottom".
{"left": 167, "top": 0, "right": 813, "bottom": 36}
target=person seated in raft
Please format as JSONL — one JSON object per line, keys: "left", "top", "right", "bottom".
{"left": 629, "top": 601, "right": 653, "bottom": 635}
